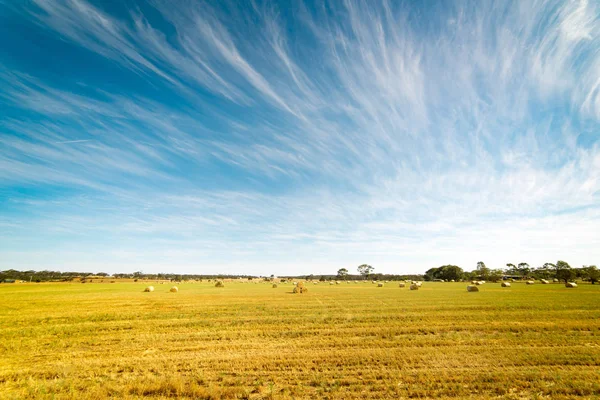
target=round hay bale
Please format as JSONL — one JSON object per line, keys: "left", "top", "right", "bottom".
{"left": 144, "top": 286, "right": 154, "bottom": 292}
{"left": 329, "top": 282, "right": 334, "bottom": 285}
{"left": 553, "top": 278, "right": 559, "bottom": 282}
{"left": 565, "top": 282, "right": 577, "bottom": 288}
{"left": 416, "top": 282, "right": 422, "bottom": 287}
{"left": 526, "top": 280, "right": 535, "bottom": 285}
{"left": 377, "top": 283, "right": 384, "bottom": 287}
{"left": 501, "top": 282, "right": 511, "bottom": 287}
{"left": 272, "top": 284, "right": 278, "bottom": 288}
{"left": 475, "top": 281, "right": 482, "bottom": 285}
{"left": 409, "top": 283, "right": 419, "bottom": 290}
{"left": 399, "top": 283, "right": 406, "bottom": 288}
{"left": 170, "top": 286, "right": 178, "bottom": 293}
{"left": 450, "top": 280, "right": 455, "bottom": 282}
{"left": 215, "top": 281, "right": 225, "bottom": 288}
{"left": 467, "top": 285, "right": 479, "bottom": 292}
{"left": 293, "top": 281, "right": 308, "bottom": 293}
{"left": 541, "top": 279, "right": 549, "bottom": 284}
{"left": 471, "top": 280, "right": 477, "bottom": 284}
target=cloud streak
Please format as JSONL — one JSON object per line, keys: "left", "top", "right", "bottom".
{"left": 0, "top": 0, "right": 599, "bottom": 275}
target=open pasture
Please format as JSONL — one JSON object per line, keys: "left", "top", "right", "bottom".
{"left": 1, "top": 281, "right": 599, "bottom": 399}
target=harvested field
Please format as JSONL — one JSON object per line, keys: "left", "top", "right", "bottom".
{"left": 1, "top": 281, "right": 599, "bottom": 399}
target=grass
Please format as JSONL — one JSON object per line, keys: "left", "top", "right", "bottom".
{"left": 1, "top": 280, "right": 599, "bottom": 399}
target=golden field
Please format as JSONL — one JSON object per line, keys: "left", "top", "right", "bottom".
{"left": 0, "top": 280, "right": 599, "bottom": 399}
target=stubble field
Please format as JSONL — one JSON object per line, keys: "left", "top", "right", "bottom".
{"left": 0, "top": 280, "right": 599, "bottom": 399}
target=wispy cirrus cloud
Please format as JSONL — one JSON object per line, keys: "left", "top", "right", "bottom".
{"left": 0, "top": 0, "right": 599, "bottom": 275}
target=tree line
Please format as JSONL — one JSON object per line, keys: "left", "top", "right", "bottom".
{"left": 424, "top": 261, "right": 599, "bottom": 284}
{"left": 0, "top": 269, "right": 259, "bottom": 283}
{"left": 2, "top": 260, "right": 597, "bottom": 284}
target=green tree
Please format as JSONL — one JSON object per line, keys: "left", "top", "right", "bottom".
{"left": 424, "top": 267, "right": 439, "bottom": 281}
{"left": 488, "top": 269, "right": 503, "bottom": 282}
{"left": 517, "top": 262, "right": 530, "bottom": 278}
{"left": 476, "top": 261, "right": 490, "bottom": 280}
{"left": 582, "top": 265, "right": 599, "bottom": 284}
{"left": 506, "top": 263, "right": 518, "bottom": 276}
{"left": 554, "top": 260, "right": 574, "bottom": 283}
{"left": 357, "top": 264, "right": 374, "bottom": 280}
{"left": 337, "top": 268, "right": 349, "bottom": 280}
{"left": 439, "top": 265, "right": 463, "bottom": 281}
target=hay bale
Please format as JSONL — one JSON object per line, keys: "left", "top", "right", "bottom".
{"left": 467, "top": 285, "right": 479, "bottom": 292}
{"left": 215, "top": 281, "right": 225, "bottom": 288}
{"left": 565, "top": 282, "right": 577, "bottom": 288}
{"left": 329, "top": 282, "right": 334, "bottom": 285}
{"left": 471, "top": 280, "right": 477, "bottom": 284}
{"left": 553, "top": 278, "right": 559, "bottom": 282}
{"left": 293, "top": 281, "right": 308, "bottom": 293}
{"left": 377, "top": 283, "right": 384, "bottom": 287}
{"left": 272, "top": 284, "right": 278, "bottom": 288}
{"left": 526, "top": 280, "right": 535, "bottom": 285}
{"left": 450, "top": 280, "right": 455, "bottom": 282}
{"left": 409, "top": 283, "right": 419, "bottom": 290}
{"left": 170, "top": 286, "right": 178, "bottom": 293}
{"left": 501, "top": 282, "right": 511, "bottom": 287}
{"left": 475, "top": 281, "right": 483, "bottom": 285}
{"left": 541, "top": 279, "right": 549, "bottom": 284}
{"left": 399, "top": 283, "right": 406, "bottom": 288}
{"left": 416, "top": 282, "right": 422, "bottom": 287}
{"left": 144, "top": 286, "right": 154, "bottom": 292}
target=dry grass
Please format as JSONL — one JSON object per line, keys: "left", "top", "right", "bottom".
{"left": 1, "top": 281, "right": 599, "bottom": 399}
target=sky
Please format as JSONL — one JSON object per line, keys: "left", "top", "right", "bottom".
{"left": 0, "top": 0, "right": 599, "bottom": 276}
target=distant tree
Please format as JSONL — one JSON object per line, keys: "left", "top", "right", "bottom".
{"left": 440, "top": 265, "right": 463, "bottom": 281}
{"left": 424, "top": 265, "right": 463, "bottom": 281}
{"left": 506, "top": 263, "right": 517, "bottom": 276}
{"left": 357, "top": 264, "right": 374, "bottom": 280}
{"left": 476, "top": 261, "right": 490, "bottom": 280}
{"left": 424, "top": 267, "right": 438, "bottom": 281}
{"left": 517, "top": 262, "right": 530, "bottom": 278}
{"left": 488, "top": 269, "right": 504, "bottom": 282}
{"left": 337, "top": 268, "right": 349, "bottom": 280}
{"left": 582, "top": 265, "right": 599, "bottom": 284}
{"left": 96, "top": 272, "right": 109, "bottom": 277}
{"left": 554, "top": 260, "right": 574, "bottom": 283}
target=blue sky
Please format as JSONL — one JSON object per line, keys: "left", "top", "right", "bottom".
{"left": 0, "top": 0, "right": 599, "bottom": 276}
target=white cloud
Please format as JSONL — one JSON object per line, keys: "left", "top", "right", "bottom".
{"left": 1, "top": 0, "right": 599, "bottom": 274}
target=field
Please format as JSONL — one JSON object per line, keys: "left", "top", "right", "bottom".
{"left": 1, "top": 281, "right": 599, "bottom": 399}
